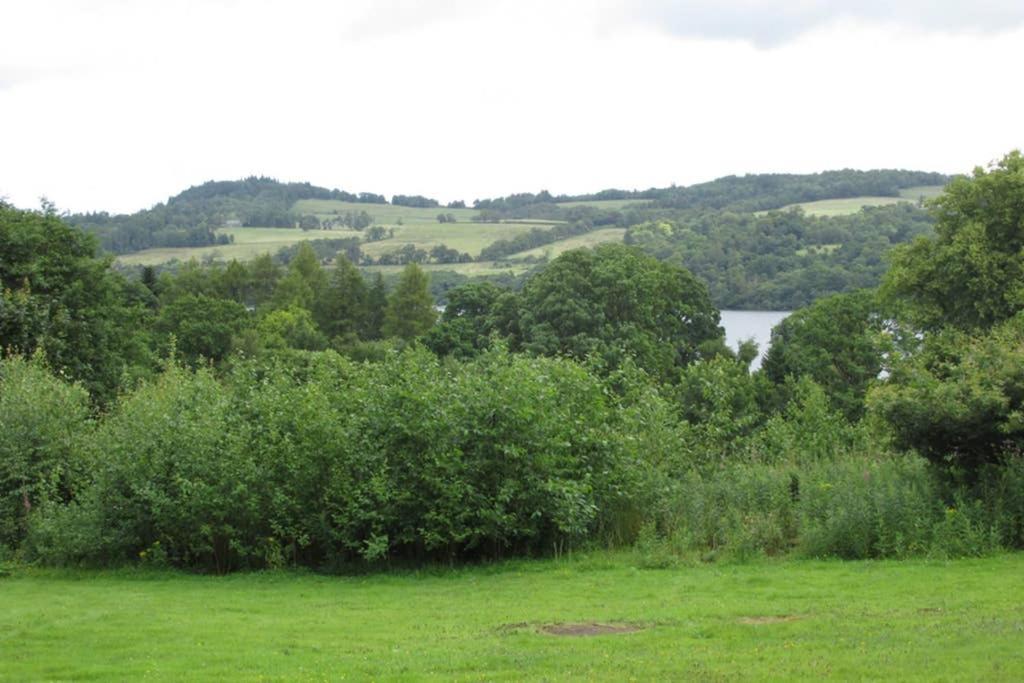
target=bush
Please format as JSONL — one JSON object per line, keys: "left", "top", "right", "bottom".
{"left": 0, "top": 355, "right": 91, "bottom": 549}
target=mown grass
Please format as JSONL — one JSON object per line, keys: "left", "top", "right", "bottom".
{"left": 2, "top": 553, "right": 1022, "bottom": 681}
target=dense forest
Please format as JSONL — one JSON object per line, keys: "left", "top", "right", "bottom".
{"left": 3, "top": 152, "right": 1021, "bottom": 573}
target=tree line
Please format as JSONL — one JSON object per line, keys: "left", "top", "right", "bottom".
{"left": 3, "top": 152, "right": 1022, "bottom": 572}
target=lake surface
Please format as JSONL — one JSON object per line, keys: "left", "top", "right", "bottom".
{"left": 720, "top": 310, "right": 791, "bottom": 370}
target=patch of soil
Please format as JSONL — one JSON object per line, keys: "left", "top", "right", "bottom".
{"left": 737, "top": 615, "right": 803, "bottom": 625}
{"left": 539, "top": 622, "right": 643, "bottom": 636}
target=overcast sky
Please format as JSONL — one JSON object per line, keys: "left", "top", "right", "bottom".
{"left": 2, "top": 0, "right": 1023, "bottom": 214}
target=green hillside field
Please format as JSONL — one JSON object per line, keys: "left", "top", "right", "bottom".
{"left": 2, "top": 553, "right": 1021, "bottom": 681}
{"left": 776, "top": 185, "right": 945, "bottom": 217}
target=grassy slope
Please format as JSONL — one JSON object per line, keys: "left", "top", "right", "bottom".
{"left": 504, "top": 228, "right": 627, "bottom": 261}
{"left": 116, "top": 227, "right": 361, "bottom": 266}
{"left": 778, "top": 185, "right": 945, "bottom": 217}
{"left": 2, "top": 553, "right": 1022, "bottom": 681}
{"left": 117, "top": 200, "right": 562, "bottom": 267}
{"left": 555, "top": 199, "right": 649, "bottom": 210}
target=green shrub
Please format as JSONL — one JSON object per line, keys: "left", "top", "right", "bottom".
{"left": 797, "top": 456, "right": 939, "bottom": 559}
{"left": 0, "top": 355, "right": 91, "bottom": 549}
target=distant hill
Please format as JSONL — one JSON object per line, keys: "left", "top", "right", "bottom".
{"left": 71, "top": 169, "right": 951, "bottom": 256}
{"left": 68, "top": 177, "right": 387, "bottom": 254}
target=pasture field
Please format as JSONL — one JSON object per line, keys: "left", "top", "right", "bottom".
{"left": 505, "top": 228, "right": 627, "bottom": 261}
{"left": 780, "top": 196, "right": 911, "bottom": 216}
{"left": 364, "top": 260, "right": 533, "bottom": 277}
{"left": 899, "top": 184, "right": 946, "bottom": 200}
{"left": 2, "top": 553, "right": 1022, "bottom": 681}
{"left": 360, "top": 221, "right": 550, "bottom": 259}
{"left": 116, "top": 227, "right": 360, "bottom": 266}
{"left": 777, "top": 186, "right": 944, "bottom": 217}
{"left": 555, "top": 199, "right": 649, "bottom": 210}
{"left": 293, "top": 199, "right": 479, "bottom": 224}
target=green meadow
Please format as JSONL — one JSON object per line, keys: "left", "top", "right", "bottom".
{"left": 504, "top": 227, "right": 627, "bottom": 261}
{"left": 777, "top": 185, "right": 944, "bottom": 217}
{"left": 555, "top": 199, "right": 650, "bottom": 210}
{"left": 2, "top": 553, "right": 1022, "bottom": 681}
{"left": 360, "top": 221, "right": 549, "bottom": 259}
{"left": 116, "top": 227, "right": 360, "bottom": 266}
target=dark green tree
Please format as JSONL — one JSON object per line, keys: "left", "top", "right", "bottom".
{"left": 314, "top": 255, "right": 367, "bottom": 340}
{"left": 762, "top": 290, "right": 889, "bottom": 420}
{"left": 271, "top": 242, "right": 327, "bottom": 311}
{"left": 424, "top": 282, "right": 505, "bottom": 358}
{"left": 883, "top": 150, "right": 1024, "bottom": 332}
{"left": 515, "top": 244, "right": 722, "bottom": 381}
{"left": 0, "top": 202, "right": 153, "bottom": 400}
{"left": 382, "top": 264, "right": 437, "bottom": 340}
{"left": 154, "top": 294, "right": 249, "bottom": 365}
{"left": 868, "top": 314, "right": 1024, "bottom": 473}
{"left": 363, "top": 273, "right": 388, "bottom": 340}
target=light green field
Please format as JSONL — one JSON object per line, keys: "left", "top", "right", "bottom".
{"left": 900, "top": 184, "right": 946, "bottom": 200}
{"left": 116, "top": 227, "right": 360, "bottom": 266}
{"left": 361, "top": 222, "right": 550, "bottom": 259}
{"left": 779, "top": 186, "right": 945, "bottom": 217}
{"left": 782, "top": 196, "right": 911, "bottom": 216}
{"left": 294, "top": 199, "right": 479, "bottom": 224}
{"left": 556, "top": 199, "right": 649, "bottom": 210}
{"left": 365, "top": 260, "right": 533, "bottom": 277}
{"left": 2, "top": 553, "right": 1022, "bottom": 680}
{"left": 505, "top": 228, "right": 627, "bottom": 261}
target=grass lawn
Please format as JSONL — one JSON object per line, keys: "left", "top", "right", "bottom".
{"left": 2, "top": 553, "right": 1022, "bottom": 681}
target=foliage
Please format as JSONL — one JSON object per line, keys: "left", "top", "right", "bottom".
{"left": 0, "top": 355, "right": 91, "bottom": 549}
{"left": 382, "top": 264, "right": 437, "bottom": 340}
{"left": 867, "top": 313, "right": 1024, "bottom": 472}
{"left": 154, "top": 294, "right": 250, "bottom": 365}
{"left": 625, "top": 203, "right": 935, "bottom": 310}
{"left": 762, "top": 290, "right": 890, "bottom": 419}
{"left": 883, "top": 150, "right": 1024, "bottom": 332}
{"left": 0, "top": 202, "right": 154, "bottom": 400}
{"left": 514, "top": 244, "right": 722, "bottom": 381}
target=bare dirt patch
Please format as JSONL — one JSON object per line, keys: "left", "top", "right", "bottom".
{"left": 539, "top": 622, "right": 643, "bottom": 636}
{"left": 737, "top": 615, "right": 804, "bottom": 625}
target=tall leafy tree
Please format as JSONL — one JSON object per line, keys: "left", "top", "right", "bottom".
{"left": 515, "top": 244, "right": 722, "bottom": 381}
{"left": 314, "top": 255, "right": 367, "bottom": 340}
{"left": 383, "top": 264, "right": 437, "bottom": 340}
{"left": 363, "top": 273, "right": 388, "bottom": 340}
{"left": 271, "top": 242, "right": 327, "bottom": 311}
{"left": 762, "top": 290, "right": 889, "bottom": 420}
{"left": 883, "top": 150, "right": 1024, "bottom": 332}
{"left": 0, "top": 202, "right": 153, "bottom": 400}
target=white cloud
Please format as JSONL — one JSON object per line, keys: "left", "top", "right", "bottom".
{"left": 0, "top": 1, "right": 1022, "bottom": 213}
{"left": 617, "top": 0, "right": 1024, "bottom": 46}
